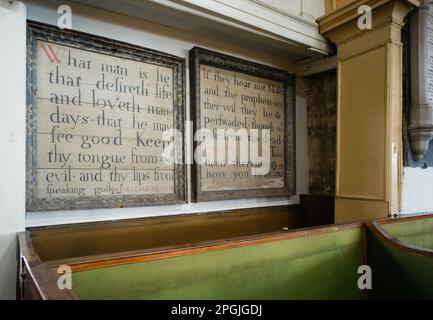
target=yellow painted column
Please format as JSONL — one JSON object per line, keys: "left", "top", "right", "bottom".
{"left": 318, "top": 0, "right": 419, "bottom": 223}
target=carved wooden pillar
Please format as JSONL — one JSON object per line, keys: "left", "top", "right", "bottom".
{"left": 318, "top": 0, "right": 419, "bottom": 223}
{"left": 409, "top": 0, "right": 433, "bottom": 160}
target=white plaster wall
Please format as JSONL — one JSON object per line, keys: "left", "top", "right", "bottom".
{"left": 401, "top": 167, "right": 433, "bottom": 214}
{"left": 23, "top": 0, "right": 309, "bottom": 226}
{"left": 223, "top": 0, "right": 325, "bottom": 19}
{"left": 0, "top": 0, "right": 27, "bottom": 300}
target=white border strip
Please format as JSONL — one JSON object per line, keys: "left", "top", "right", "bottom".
{"left": 26, "top": 197, "right": 299, "bottom": 227}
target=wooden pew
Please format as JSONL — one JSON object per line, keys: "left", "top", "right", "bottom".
{"left": 19, "top": 223, "right": 365, "bottom": 300}
{"left": 18, "top": 213, "right": 433, "bottom": 300}
{"left": 366, "top": 214, "right": 433, "bottom": 299}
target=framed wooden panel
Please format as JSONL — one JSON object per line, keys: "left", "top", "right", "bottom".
{"left": 26, "top": 22, "right": 186, "bottom": 211}
{"left": 189, "top": 47, "right": 296, "bottom": 202}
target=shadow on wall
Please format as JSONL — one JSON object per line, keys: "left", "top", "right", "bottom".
{"left": 0, "top": 233, "right": 19, "bottom": 299}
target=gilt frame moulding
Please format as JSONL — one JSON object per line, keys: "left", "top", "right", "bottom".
{"left": 189, "top": 47, "right": 296, "bottom": 202}
{"left": 26, "top": 21, "right": 187, "bottom": 212}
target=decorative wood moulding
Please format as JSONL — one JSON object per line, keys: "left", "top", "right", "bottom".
{"left": 318, "top": 0, "right": 420, "bottom": 44}
{"left": 325, "top": 0, "right": 358, "bottom": 15}
{"left": 409, "top": 1, "right": 433, "bottom": 160}
{"left": 317, "top": 0, "right": 419, "bottom": 222}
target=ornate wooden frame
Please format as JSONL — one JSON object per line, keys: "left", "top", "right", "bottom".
{"left": 189, "top": 47, "right": 296, "bottom": 202}
{"left": 26, "top": 21, "right": 186, "bottom": 211}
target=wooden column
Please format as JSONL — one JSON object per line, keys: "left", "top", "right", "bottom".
{"left": 318, "top": 0, "right": 419, "bottom": 223}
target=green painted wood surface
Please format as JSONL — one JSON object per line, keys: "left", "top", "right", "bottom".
{"left": 367, "top": 227, "right": 433, "bottom": 299}
{"left": 72, "top": 228, "right": 364, "bottom": 300}
{"left": 381, "top": 216, "right": 433, "bottom": 250}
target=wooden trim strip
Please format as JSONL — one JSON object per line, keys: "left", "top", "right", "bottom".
{"left": 29, "top": 263, "right": 77, "bottom": 300}
{"left": 18, "top": 232, "right": 41, "bottom": 263}
{"left": 362, "top": 226, "right": 368, "bottom": 300}
{"left": 367, "top": 222, "right": 433, "bottom": 257}
{"left": 18, "top": 232, "right": 76, "bottom": 300}
{"left": 375, "top": 212, "right": 433, "bottom": 225}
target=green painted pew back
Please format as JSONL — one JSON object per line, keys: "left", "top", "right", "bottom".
{"left": 72, "top": 227, "right": 365, "bottom": 300}
{"left": 380, "top": 216, "right": 433, "bottom": 250}
{"left": 367, "top": 220, "right": 433, "bottom": 299}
